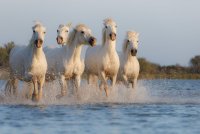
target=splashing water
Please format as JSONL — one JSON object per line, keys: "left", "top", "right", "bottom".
{"left": 0, "top": 79, "right": 200, "bottom": 105}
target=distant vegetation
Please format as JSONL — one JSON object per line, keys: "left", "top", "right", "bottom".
{"left": 0, "top": 42, "right": 15, "bottom": 67}
{"left": 138, "top": 56, "right": 200, "bottom": 79}
{"left": 0, "top": 41, "right": 200, "bottom": 79}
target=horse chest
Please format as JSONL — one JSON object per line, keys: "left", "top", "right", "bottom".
{"left": 123, "top": 62, "right": 136, "bottom": 76}
{"left": 63, "top": 61, "right": 80, "bottom": 78}
{"left": 29, "top": 58, "right": 47, "bottom": 74}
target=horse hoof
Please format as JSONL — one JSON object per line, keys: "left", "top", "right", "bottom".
{"left": 26, "top": 94, "right": 32, "bottom": 99}
{"left": 32, "top": 95, "right": 39, "bottom": 102}
{"left": 56, "top": 94, "right": 65, "bottom": 99}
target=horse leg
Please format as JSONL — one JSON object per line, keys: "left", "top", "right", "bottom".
{"left": 99, "top": 76, "right": 107, "bottom": 91}
{"left": 99, "top": 71, "right": 109, "bottom": 97}
{"left": 26, "top": 82, "right": 33, "bottom": 99}
{"left": 74, "top": 75, "right": 81, "bottom": 99}
{"left": 92, "top": 75, "right": 99, "bottom": 87}
{"left": 109, "top": 74, "right": 117, "bottom": 93}
{"left": 132, "top": 78, "right": 138, "bottom": 89}
{"left": 57, "top": 75, "right": 67, "bottom": 98}
{"left": 5, "top": 79, "right": 12, "bottom": 96}
{"left": 87, "top": 73, "right": 91, "bottom": 85}
{"left": 99, "top": 81, "right": 104, "bottom": 91}
{"left": 12, "top": 78, "right": 18, "bottom": 96}
{"left": 32, "top": 77, "right": 39, "bottom": 101}
{"left": 111, "top": 74, "right": 117, "bottom": 87}
{"left": 37, "top": 76, "right": 45, "bottom": 101}
{"left": 122, "top": 74, "right": 129, "bottom": 88}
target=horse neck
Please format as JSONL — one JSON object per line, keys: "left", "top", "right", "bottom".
{"left": 67, "top": 38, "right": 83, "bottom": 61}
{"left": 104, "top": 40, "right": 117, "bottom": 54}
{"left": 28, "top": 40, "right": 44, "bottom": 59}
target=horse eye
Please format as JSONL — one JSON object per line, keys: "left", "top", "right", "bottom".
{"left": 66, "top": 30, "right": 68, "bottom": 32}
{"left": 127, "top": 40, "right": 130, "bottom": 43}
{"left": 81, "top": 31, "right": 85, "bottom": 34}
{"left": 57, "top": 30, "right": 59, "bottom": 33}
{"left": 137, "top": 41, "right": 139, "bottom": 43}
{"left": 105, "top": 26, "right": 108, "bottom": 29}
{"left": 33, "top": 30, "right": 36, "bottom": 33}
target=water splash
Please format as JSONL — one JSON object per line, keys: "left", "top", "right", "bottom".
{"left": 0, "top": 80, "right": 200, "bottom": 105}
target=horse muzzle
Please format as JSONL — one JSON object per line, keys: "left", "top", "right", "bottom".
{"left": 56, "top": 36, "right": 63, "bottom": 45}
{"left": 34, "top": 39, "right": 43, "bottom": 48}
{"left": 88, "top": 37, "right": 97, "bottom": 46}
{"left": 131, "top": 49, "right": 137, "bottom": 56}
{"left": 109, "top": 33, "right": 116, "bottom": 41}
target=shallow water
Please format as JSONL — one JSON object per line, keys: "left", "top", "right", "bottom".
{"left": 0, "top": 80, "right": 200, "bottom": 134}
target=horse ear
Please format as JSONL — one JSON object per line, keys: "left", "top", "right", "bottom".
{"left": 102, "top": 29, "right": 106, "bottom": 45}
{"left": 66, "top": 22, "right": 72, "bottom": 28}
{"left": 67, "top": 29, "right": 77, "bottom": 45}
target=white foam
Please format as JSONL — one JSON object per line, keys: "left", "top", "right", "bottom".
{"left": 1, "top": 80, "right": 200, "bottom": 105}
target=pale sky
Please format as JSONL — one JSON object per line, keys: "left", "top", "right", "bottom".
{"left": 0, "top": 0, "right": 199, "bottom": 66}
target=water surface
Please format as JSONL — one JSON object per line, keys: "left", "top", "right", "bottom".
{"left": 0, "top": 80, "right": 200, "bottom": 134}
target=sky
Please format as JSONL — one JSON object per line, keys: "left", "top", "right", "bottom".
{"left": 0, "top": 0, "right": 200, "bottom": 66}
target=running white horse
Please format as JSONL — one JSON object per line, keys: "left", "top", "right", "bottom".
{"left": 85, "top": 18, "right": 120, "bottom": 96}
{"left": 118, "top": 31, "right": 140, "bottom": 88}
{"left": 45, "top": 24, "right": 96, "bottom": 98}
{"left": 6, "top": 22, "right": 47, "bottom": 101}
{"left": 44, "top": 23, "right": 71, "bottom": 81}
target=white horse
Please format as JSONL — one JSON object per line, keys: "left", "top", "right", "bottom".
{"left": 45, "top": 24, "right": 96, "bottom": 98}
{"left": 85, "top": 18, "right": 120, "bottom": 96}
{"left": 44, "top": 23, "right": 71, "bottom": 81}
{"left": 6, "top": 22, "right": 47, "bottom": 101}
{"left": 118, "top": 31, "right": 140, "bottom": 88}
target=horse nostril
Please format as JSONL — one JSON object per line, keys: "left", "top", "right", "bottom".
{"left": 109, "top": 33, "right": 116, "bottom": 37}
{"left": 131, "top": 49, "right": 137, "bottom": 56}
{"left": 57, "top": 36, "right": 63, "bottom": 44}
{"left": 131, "top": 49, "right": 134, "bottom": 53}
{"left": 109, "top": 33, "right": 116, "bottom": 41}
{"left": 38, "top": 39, "right": 43, "bottom": 44}
{"left": 57, "top": 36, "right": 63, "bottom": 40}
{"left": 59, "top": 36, "right": 63, "bottom": 41}
{"left": 89, "top": 37, "right": 96, "bottom": 46}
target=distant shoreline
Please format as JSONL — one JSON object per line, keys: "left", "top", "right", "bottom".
{"left": 139, "top": 73, "right": 200, "bottom": 80}
{"left": 1, "top": 67, "right": 200, "bottom": 80}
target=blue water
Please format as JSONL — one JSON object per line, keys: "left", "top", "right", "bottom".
{"left": 0, "top": 80, "right": 200, "bottom": 134}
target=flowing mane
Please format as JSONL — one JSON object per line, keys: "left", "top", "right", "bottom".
{"left": 102, "top": 28, "right": 106, "bottom": 45}
{"left": 67, "top": 29, "right": 77, "bottom": 45}
{"left": 67, "top": 24, "right": 89, "bottom": 45}
{"left": 103, "top": 18, "right": 114, "bottom": 26}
